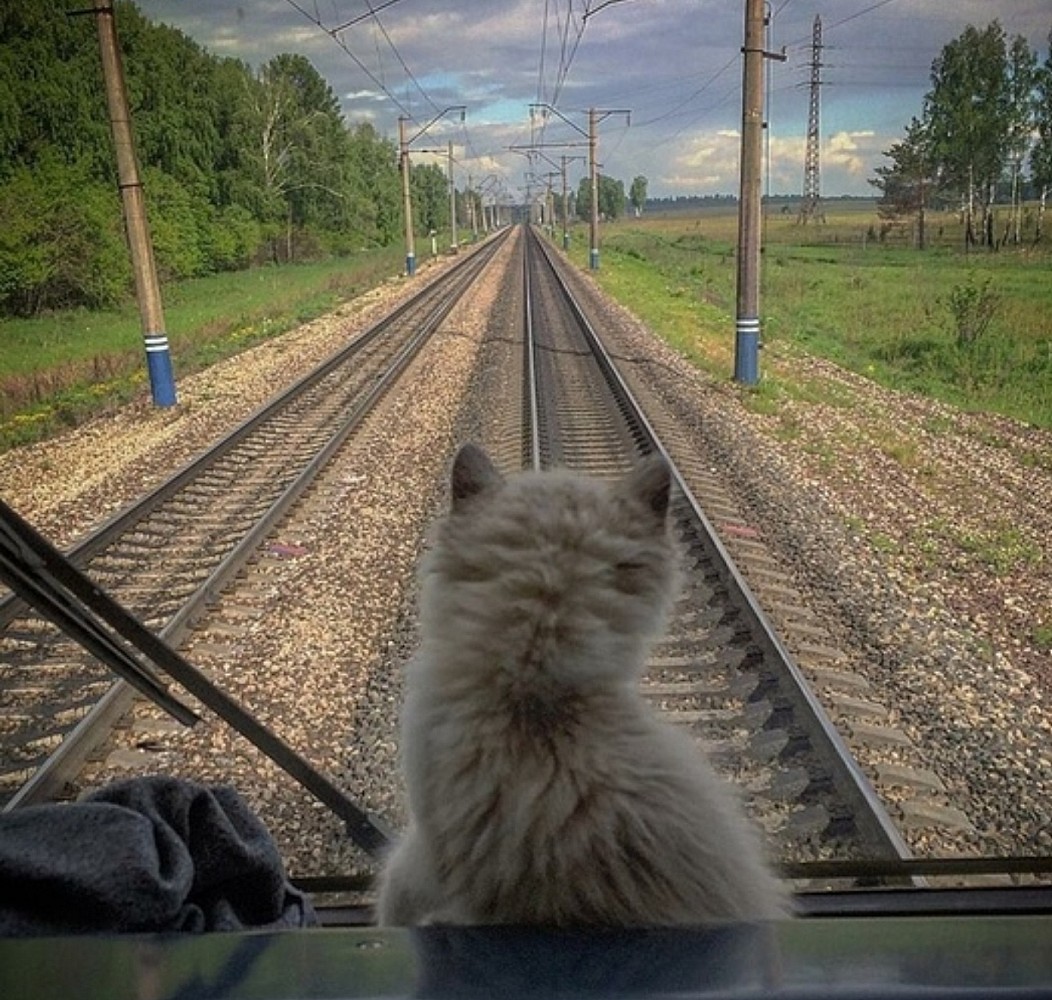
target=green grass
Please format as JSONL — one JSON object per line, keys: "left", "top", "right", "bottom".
{"left": 0, "top": 248, "right": 404, "bottom": 450}
{"left": 564, "top": 206, "right": 1052, "bottom": 428}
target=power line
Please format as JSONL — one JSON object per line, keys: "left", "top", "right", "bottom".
{"left": 359, "top": 0, "right": 440, "bottom": 116}
{"left": 282, "top": 0, "right": 444, "bottom": 124}
{"left": 330, "top": 0, "right": 406, "bottom": 33}
{"left": 825, "top": 0, "right": 901, "bottom": 33}
{"left": 527, "top": 1, "right": 590, "bottom": 166}
{"left": 536, "top": 0, "right": 552, "bottom": 106}
{"left": 281, "top": 0, "right": 413, "bottom": 116}
{"left": 549, "top": 2, "right": 588, "bottom": 110}
{"left": 781, "top": 0, "right": 902, "bottom": 49}
{"left": 631, "top": 53, "right": 739, "bottom": 128}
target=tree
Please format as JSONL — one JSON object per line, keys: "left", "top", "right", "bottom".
{"left": 602, "top": 175, "right": 626, "bottom": 220}
{"left": 249, "top": 54, "right": 349, "bottom": 261}
{"left": 344, "top": 122, "right": 400, "bottom": 248}
{"left": 629, "top": 175, "right": 648, "bottom": 217}
{"left": 869, "top": 117, "right": 937, "bottom": 248}
{"left": 0, "top": 158, "right": 129, "bottom": 314}
{"left": 1032, "top": 31, "right": 1052, "bottom": 243}
{"left": 0, "top": 0, "right": 405, "bottom": 315}
{"left": 411, "top": 162, "right": 449, "bottom": 236}
{"left": 1000, "top": 34, "right": 1038, "bottom": 245}
{"left": 119, "top": 6, "right": 223, "bottom": 197}
{"left": 0, "top": 0, "right": 108, "bottom": 180}
{"left": 924, "top": 22, "right": 1011, "bottom": 247}
{"left": 575, "top": 174, "right": 626, "bottom": 221}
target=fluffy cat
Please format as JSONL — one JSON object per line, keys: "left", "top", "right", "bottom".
{"left": 377, "top": 443, "right": 786, "bottom": 925}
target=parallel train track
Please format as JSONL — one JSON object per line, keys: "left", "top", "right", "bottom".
{"left": 0, "top": 231, "right": 509, "bottom": 812}
{"left": 520, "top": 228, "right": 913, "bottom": 878}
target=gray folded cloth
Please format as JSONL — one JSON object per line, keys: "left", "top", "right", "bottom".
{"left": 0, "top": 776, "right": 315, "bottom": 936}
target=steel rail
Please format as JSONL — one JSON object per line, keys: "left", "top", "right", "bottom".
{"left": 527, "top": 227, "right": 914, "bottom": 869}
{"left": 2, "top": 233, "right": 508, "bottom": 827}
{"left": 0, "top": 234, "right": 508, "bottom": 630}
{"left": 522, "top": 232, "right": 543, "bottom": 473}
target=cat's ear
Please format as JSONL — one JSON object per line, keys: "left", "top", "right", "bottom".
{"left": 451, "top": 443, "right": 504, "bottom": 511}
{"left": 621, "top": 453, "right": 671, "bottom": 524}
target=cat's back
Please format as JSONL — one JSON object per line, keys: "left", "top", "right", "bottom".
{"left": 381, "top": 446, "right": 785, "bottom": 926}
{"left": 407, "top": 676, "right": 783, "bottom": 924}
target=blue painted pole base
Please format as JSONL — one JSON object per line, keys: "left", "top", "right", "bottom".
{"left": 144, "top": 333, "right": 177, "bottom": 407}
{"left": 734, "top": 317, "right": 761, "bottom": 385}
{"left": 589, "top": 248, "right": 599, "bottom": 270}
{"left": 405, "top": 253, "right": 416, "bottom": 276}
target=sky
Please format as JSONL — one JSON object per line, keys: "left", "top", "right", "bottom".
{"left": 132, "top": 0, "right": 1051, "bottom": 203}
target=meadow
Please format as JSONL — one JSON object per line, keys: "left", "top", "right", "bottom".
{"left": 0, "top": 247, "right": 403, "bottom": 450}
{"left": 2, "top": 205, "right": 1050, "bottom": 454}
{"left": 565, "top": 202, "right": 1052, "bottom": 429}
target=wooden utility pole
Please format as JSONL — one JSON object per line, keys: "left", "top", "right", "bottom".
{"left": 734, "top": 0, "right": 783, "bottom": 385}
{"left": 92, "top": 0, "right": 176, "bottom": 406}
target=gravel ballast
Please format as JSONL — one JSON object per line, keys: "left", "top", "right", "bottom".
{"left": 1, "top": 234, "right": 1049, "bottom": 874}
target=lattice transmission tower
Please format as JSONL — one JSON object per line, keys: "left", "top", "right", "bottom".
{"left": 798, "top": 14, "right": 825, "bottom": 224}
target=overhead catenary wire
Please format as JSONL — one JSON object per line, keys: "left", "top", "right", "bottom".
{"left": 282, "top": 0, "right": 448, "bottom": 125}
{"left": 359, "top": 0, "right": 441, "bottom": 117}
{"left": 282, "top": 0, "right": 414, "bottom": 117}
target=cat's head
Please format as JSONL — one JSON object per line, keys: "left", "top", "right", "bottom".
{"left": 421, "top": 444, "right": 679, "bottom": 684}
{"left": 450, "top": 443, "right": 671, "bottom": 521}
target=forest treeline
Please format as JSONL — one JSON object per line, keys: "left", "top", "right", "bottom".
{"left": 0, "top": 1, "right": 461, "bottom": 317}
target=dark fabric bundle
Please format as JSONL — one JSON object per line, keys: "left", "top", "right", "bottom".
{"left": 0, "top": 776, "right": 315, "bottom": 936}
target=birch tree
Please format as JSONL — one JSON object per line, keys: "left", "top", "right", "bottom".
{"left": 1032, "top": 31, "right": 1052, "bottom": 244}
{"left": 925, "top": 22, "right": 1010, "bottom": 248}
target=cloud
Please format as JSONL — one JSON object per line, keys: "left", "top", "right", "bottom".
{"left": 344, "top": 90, "right": 387, "bottom": 103}
{"left": 131, "top": 0, "right": 1050, "bottom": 198}
{"left": 663, "top": 131, "right": 741, "bottom": 193}
{"left": 826, "top": 131, "right": 880, "bottom": 177}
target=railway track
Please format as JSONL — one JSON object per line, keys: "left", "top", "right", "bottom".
{"left": 0, "top": 230, "right": 509, "bottom": 814}
{"left": 1, "top": 224, "right": 975, "bottom": 895}
{"left": 520, "top": 228, "right": 915, "bottom": 881}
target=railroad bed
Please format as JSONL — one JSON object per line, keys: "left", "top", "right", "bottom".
{"left": 1, "top": 226, "right": 1049, "bottom": 897}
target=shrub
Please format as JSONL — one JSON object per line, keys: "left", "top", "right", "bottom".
{"left": 201, "top": 205, "right": 262, "bottom": 272}
{"left": 142, "top": 167, "right": 209, "bottom": 281}
{"left": 946, "top": 273, "right": 999, "bottom": 348}
{"left": 0, "top": 159, "right": 130, "bottom": 314}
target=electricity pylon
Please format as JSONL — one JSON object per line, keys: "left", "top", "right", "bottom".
{"left": 798, "top": 14, "right": 825, "bottom": 225}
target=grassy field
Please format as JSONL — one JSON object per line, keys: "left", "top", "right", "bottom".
{"left": 3, "top": 209, "right": 1051, "bottom": 453}
{"left": 0, "top": 247, "right": 404, "bottom": 450}
{"left": 563, "top": 204, "right": 1052, "bottom": 429}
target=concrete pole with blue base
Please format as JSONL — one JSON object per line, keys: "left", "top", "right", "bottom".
{"left": 734, "top": 317, "right": 761, "bottom": 385}
{"left": 589, "top": 107, "right": 600, "bottom": 270}
{"left": 734, "top": 0, "right": 766, "bottom": 387}
{"left": 143, "top": 334, "right": 177, "bottom": 407}
{"left": 561, "top": 155, "right": 571, "bottom": 251}
{"left": 399, "top": 117, "right": 416, "bottom": 276}
{"left": 94, "top": 0, "right": 177, "bottom": 407}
